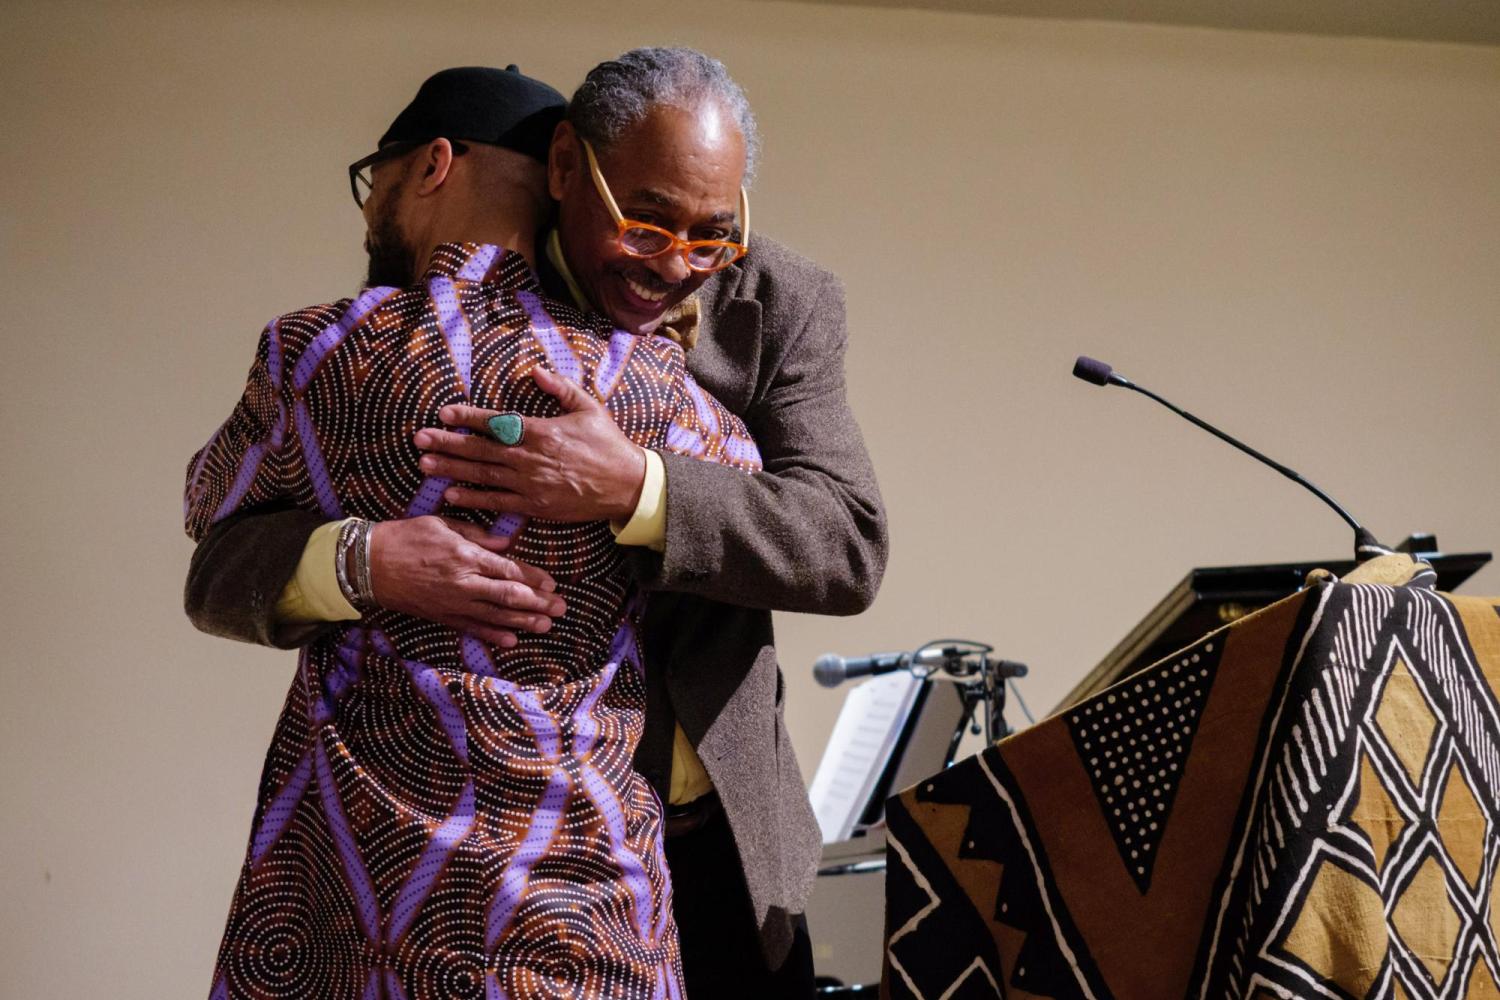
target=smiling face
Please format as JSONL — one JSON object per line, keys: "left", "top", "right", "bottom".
{"left": 550, "top": 102, "right": 748, "bottom": 335}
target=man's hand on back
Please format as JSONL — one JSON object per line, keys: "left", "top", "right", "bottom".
{"left": 414, "top": 366, "right": 646, "bottom": 522}
{"left": 369, "top": 516, "right": 566, "bottom": 649}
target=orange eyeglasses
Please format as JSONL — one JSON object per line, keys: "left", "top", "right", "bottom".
{"left": 582, "top": 138, "right": 750, "bottom": 274}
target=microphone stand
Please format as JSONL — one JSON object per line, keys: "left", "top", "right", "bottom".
{"left": 939, "top": 657, "right": 1031, "bottom": 766}
{"left": 820, "top": 638, "right": 1032, "bottom": 836}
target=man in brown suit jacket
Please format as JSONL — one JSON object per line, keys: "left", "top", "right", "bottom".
{"left": 186, "top": 50, "right": 886, "bottom": 998}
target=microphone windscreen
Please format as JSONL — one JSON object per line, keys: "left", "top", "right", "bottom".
{"left": 812, "top": 654, "right": 845, "bottom": 688}
{"left": 1072, "top": 356, "right": 1114, "bottom": 386}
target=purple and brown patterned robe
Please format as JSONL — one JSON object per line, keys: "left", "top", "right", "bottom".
{"left": 184, "top": 243, "right": 761, "bottom": 1000}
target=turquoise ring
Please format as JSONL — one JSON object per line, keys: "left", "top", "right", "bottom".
{"left": 486, "top": 412, "right": 526, "bottom": 446}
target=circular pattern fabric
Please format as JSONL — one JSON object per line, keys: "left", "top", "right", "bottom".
{"left": 187, "top": 243, "right": 761, "bottom": 999}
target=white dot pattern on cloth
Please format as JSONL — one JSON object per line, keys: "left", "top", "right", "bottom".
{"left": 1065, "top": 640, "right": 1220, "bottom": 891}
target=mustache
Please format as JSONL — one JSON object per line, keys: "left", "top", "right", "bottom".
{"left": 622, "top": 267, "right": 679, "bottom": 294}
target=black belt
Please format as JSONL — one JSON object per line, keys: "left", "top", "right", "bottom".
{"left": 664, "top": 790, "right": 722, "bottom": 838}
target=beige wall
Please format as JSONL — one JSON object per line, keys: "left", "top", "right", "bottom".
{"left": 2, "top": 1, "right": 1497, "bottom": 995}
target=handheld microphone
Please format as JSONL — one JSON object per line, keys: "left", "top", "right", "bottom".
{"left": 1071, "top": 356, "right": 1390, "bottom": 561}
{"left": 812, "top": 647, "right": 963, "bottom": 688}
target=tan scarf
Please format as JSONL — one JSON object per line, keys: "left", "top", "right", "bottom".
{"left": 656, "top": 297, "right": 700, "bottom": 349}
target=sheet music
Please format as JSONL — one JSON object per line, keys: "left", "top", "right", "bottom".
{"left": 807, "top": 670, "right": 925, "bottom": 844}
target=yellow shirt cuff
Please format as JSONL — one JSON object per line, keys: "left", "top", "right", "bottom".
{"left": 610, "top": 448, "right": 666, "bottom": 552}
{"left": 273, "top": 519, "right": 362, "bottom": 624}
{"left": 668, "top": 722, "right": 715, "bottom": 805}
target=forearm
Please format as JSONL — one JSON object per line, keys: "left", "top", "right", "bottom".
{"left": 627, "top": 448, "right": 887, "bottom": 614}
{"left": 628, "top": 269, "right": 889, "bottom": 614}
{"left": 184, "top": 503, "right": 332, "bottom": 649}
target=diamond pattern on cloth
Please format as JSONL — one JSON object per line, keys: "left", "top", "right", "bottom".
{"left": 1372, "top": 657, "right": 1439, "bottom": 791}
{"left": 1276, "top": 856, "right": 1388, "bottom": 999}
{"left": 1389, "top": 849, "right": 1464, "bottom": 990}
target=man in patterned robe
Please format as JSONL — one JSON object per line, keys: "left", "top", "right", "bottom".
{"left": 184, "top": 67, "right": 759, "bottom": 999}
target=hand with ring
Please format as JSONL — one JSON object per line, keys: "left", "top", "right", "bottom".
{"left": 486, "top": 412, "right": 526, "bottom": 446}
{"left": 415, "top": 366, "right": 648, "bottom": 522}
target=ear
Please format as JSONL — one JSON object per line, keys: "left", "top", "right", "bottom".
{"left": 415, "top": 138, "right": 457, "bottom": 196}
{"left": 547, "top": 121, "right": 580, "bottom": 201}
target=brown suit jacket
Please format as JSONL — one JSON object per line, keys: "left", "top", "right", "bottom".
{"left": 184, "top": 235, "right": 889, "bottom": 966}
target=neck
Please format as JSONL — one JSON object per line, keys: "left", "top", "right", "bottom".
{"left": 411, "top": 200, "right": 539, "bottom": 275}
{"left": 412, "top": 227, "right": 536, "bottom": 275}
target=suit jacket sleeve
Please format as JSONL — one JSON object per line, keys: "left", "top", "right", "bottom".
{"left": 185, "top": 502, "right": 333, "bottom": 649}
{"left": 631, "top": 271, "right": 888, "bottom": 615}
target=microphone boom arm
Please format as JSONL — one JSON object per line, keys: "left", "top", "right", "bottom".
{"left": 1117, "top": 377, "right": 1364, "bottom": 537}
{"left": 1073, "top": 355, "right": 1387, "bottom": 559}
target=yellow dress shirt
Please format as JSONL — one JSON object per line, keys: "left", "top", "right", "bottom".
{"left": 273, "top": 232, "right": 711, "bottom": 804}
{"left": 274, "top": 520, "right": 360, "bottom": 624}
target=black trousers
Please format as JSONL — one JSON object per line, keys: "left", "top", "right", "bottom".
{"left": 664, "top": 803, "right": 816, "bottom": 999}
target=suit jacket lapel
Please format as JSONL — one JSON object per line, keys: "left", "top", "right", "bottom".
{"left": 686, "top": 274, "right": 762, "bottom": 416}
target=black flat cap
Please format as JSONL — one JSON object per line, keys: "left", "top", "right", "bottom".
{"left": 379, "top": 65, "right": 565, "bottom": 163}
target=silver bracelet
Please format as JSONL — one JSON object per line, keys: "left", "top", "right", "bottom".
{"left": 333, "top": 518, "right": 364, "bottom": 610}
{"left": 354, "top": 519, "right": 377, "bottom": 608}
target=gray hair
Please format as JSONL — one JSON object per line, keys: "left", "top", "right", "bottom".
{"left": 568, "top": 47, "right": 760, "bottom": 185}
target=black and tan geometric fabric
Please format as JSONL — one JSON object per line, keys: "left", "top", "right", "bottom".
{"left": 885, "top": 568, "right": 1500, "bottom": 999}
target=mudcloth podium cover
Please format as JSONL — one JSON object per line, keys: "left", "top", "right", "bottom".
{"left": 885, "top": 573, "right": 1500, "bottom": 999}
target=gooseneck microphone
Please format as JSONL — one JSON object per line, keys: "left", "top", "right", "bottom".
{"left": 1072, "top": 356, "right": 1389, "bottom": 561}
